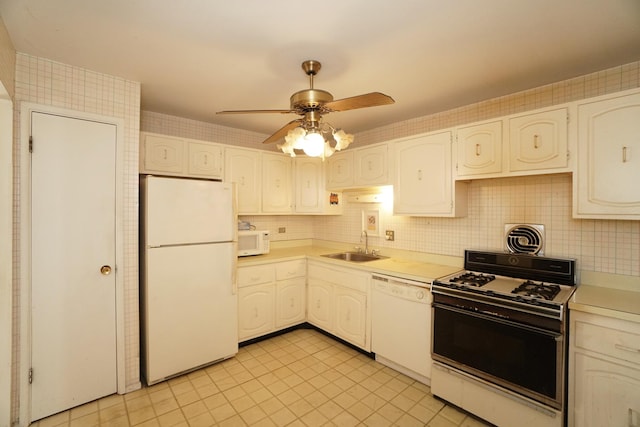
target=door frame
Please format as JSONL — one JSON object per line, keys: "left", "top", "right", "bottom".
{"left": 19, "top": 103, "right": 125, "bottom": 424}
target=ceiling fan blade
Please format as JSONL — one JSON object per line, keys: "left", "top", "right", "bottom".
{"left": 216, "top": 109, "right": 293, "bottom": 115}
{"left": 263, "top": 120, "right": 302, "bottom": 144}
{"left": 324, "top": 92, "right": 395, "bottom": 112}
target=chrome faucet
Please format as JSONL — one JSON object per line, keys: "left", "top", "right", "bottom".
{"left": 360, "top": 230, "right": 368, "bottom": 254}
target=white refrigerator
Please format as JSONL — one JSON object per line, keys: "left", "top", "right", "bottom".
{"left": 140, "top": 175, "right": 238, "bottom": 385}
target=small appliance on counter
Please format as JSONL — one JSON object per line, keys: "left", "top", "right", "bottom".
{"left": 238, "top": 229, "right": 270, "bottom": 256}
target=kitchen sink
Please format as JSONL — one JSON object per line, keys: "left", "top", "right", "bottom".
{"left": 321, "top": 252, "right": 389, "bottom": 262}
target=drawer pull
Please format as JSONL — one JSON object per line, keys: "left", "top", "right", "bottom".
{"left": 475, "top": 143, "right": 481, "bottom": 156}
{"left": 615, "top": 343, "right": 640, "bottom": 354}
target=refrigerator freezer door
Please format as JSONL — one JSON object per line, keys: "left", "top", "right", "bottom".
{"left": 145, "top": 176, "right": 235, "bottom": 246}
{"left": 142, "top": 242, "right": 238, "bottom": 384}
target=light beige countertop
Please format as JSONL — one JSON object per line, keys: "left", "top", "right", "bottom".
{"left": 570, "top": 285, "right": 640, "bottom": 323}
{"left": 570, "top": 271, "right": 640, "bottom": 323}
{"left": 237, "top": 241, "right": 462, "bottom": 284}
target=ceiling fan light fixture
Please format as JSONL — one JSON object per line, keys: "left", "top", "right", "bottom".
{"left": 333, "top": 129, "right": 353, "bottom": 151}
{"left": 301, "top": 131, "right": 325, "bottom": 157}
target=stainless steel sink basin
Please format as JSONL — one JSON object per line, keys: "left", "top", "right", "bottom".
{"left": 321, "top": 252, "right": 388, "bottom": 262}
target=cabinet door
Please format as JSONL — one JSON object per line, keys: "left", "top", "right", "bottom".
{"left": 141, "top": 134, "right": 184, "bottom": 174}
{"left": 187, "top": 141, "right": 223, "bottom": 178}
{"left": 334, "top": 288, "right": 367, "bottom": 349}
{"left": 394, "top": 132, "right": 455, "bottom": 215}
{"left": 354, "top": 144, "right": 388, "bottom": 186}
{"left": 225, "top": 147, "right": 261, "bottom": 214}
{"left": 275, "top": 278, "right": 306, "bottom": 328}
{"left": 575, "top": 92, "right": 640, "bottom": 219}
{"left": 262, "top": 153, "right": 292, "bottom": 213}
{"left": 307, "top": 281, "right": 333, "bottom": 331}
{"left": 456, "top": 120, "right": 502, "bottom": 177}
{"left": 509, "top": 108, "right": 568, "bottom": 172}
{"left": 326, "top": 151, "right": 353, "bottom": 189}
{"left": 572, "top": 353, "right": 640, "bottom": 427}
{"left": 238, "top": 283, "right": 275, "bottom": 341}
{"left": 295, "top": 157, "right": 323, "bottom": 213}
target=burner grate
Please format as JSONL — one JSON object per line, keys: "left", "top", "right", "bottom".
{"left": 450, "top": 272, "right": 495, "bottom": 287}
{"left": 511, "top": 281, "right": 560, "bottom": 301}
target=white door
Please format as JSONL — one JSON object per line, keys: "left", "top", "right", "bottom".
{"left": 30, "top": 112, "right": 117, "bottom": 421}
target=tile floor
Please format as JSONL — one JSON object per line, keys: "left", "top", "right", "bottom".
{"left": 31, "top": 328, "right": 492, "bottom": 427}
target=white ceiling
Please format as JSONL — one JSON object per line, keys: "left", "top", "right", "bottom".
{"left": 1, "top": 0, "right": 640, "bottom": 140}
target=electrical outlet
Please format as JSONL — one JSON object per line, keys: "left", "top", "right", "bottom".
{"left": 385, "top": 230, "right": 395, "bottom": 241}
{"left": 278, "top": 227, "right": 286, "bottom": 233}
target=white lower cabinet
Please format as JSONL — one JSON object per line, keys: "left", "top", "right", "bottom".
{"left": 569, "top": 310, "right": 640, "bottom": 426}
{"left": 238, "top": 283, "right": 275, "bottom": 340}
{"left": 307, "top": 260, "right": 371, "bottom": 351}
{"left": 237, "top": 259, "right": 306, "bottom": 342}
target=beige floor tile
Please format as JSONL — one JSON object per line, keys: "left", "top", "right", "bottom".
{"left": 128, "top": 405, "right": 155, "bottom": 425}
{"left": 269, "top": 407, "right": 297, "bottom": 427}
{"left": 156, "top": 408, "right": 186, "bottom": 427}
{"left": 69, "top": 401, "right": 98, "bottom": 420}
{"left": 151, "top": 397, "right": 179, "bottom": 416}
{"left": 34, "top": 329, "right": 493, "bottom": 427}
{"left": 98, "top": 402, "right": 127, "bottom": 423}
{"left": 68, "top": 411, "right": 99, "bottom": 427}
{"left": 180, "top": 400, "right": 208, "bottom": 419}
{"left": 210, "top": 402, "right": 237, "bottom": 423}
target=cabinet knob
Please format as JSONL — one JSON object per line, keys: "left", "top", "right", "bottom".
{"left": 100, "top": 265, "right": 112, "bottom": 275}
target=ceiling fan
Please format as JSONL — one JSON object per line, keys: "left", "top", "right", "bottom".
{"left": 217, "top": 60, "right": 394, "bottom": 156}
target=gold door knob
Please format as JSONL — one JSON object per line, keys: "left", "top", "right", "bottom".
{"left": 100, "top": 265, "right": 112, "bottom": 275}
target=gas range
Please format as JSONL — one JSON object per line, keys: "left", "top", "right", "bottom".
{"left": 432, "top": 250, "right": 577, "bottom": 322}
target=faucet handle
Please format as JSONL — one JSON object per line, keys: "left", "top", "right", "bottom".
{"left": 371, "top": 249, "right": 380, "bottom": 256}
{"left": 354, "top": 246, "right": 362, "bottom": 253}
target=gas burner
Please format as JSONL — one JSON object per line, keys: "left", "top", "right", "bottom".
{"left": 450, "top": 272, "right": 496, "bottom": 287}
{"left": 511, "top": 281, "right": 560, "bottom": 301}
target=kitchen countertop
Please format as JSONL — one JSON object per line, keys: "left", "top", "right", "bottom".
{"left": 237, "top": 244, "right": 462, "bottom": 284}
{"left": 570, "top": 284, "right": 640, "bottom": 323}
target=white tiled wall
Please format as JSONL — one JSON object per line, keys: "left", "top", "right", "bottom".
{"left": 11, "top": 53, "right": 141, "bottom": 419}
{"left": 143, "top": 61, "right": 640, "bottom": 279}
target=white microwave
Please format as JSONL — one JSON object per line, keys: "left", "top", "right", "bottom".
{"left": 237, "top": 230, "right": 270, "bottom": 257}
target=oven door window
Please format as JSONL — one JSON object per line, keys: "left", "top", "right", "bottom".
{"left": 433, "top": 304, "right": 560, "bottom": 402}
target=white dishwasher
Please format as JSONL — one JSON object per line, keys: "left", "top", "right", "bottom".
{"left": 371, "top": 273, "right": 433, "bottom": 384}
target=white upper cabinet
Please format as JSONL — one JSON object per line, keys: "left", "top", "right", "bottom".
{"left": 354, "top": 144, "right": 389, "bottom": 187}
{"left": 262, "top": 153, "right": 292, "bottom": 213}
{"left": 455, "top": 120, "right": 503, "bottom": 177}
{"left": 508, "top": 108, "right": 568, "bottom": 172}
{"left": 454, "top": 107, "right": 571, "bottom": 179}
{"left": 326, "top": 143, "right": 390, "bottom": 190}
{"left": 140, "top": 132, "right": 223, "bottom": 179}
{"left": 294, "top": 157, "right": 343, "bottom": 214}
{"left": 187, "top": 141, "right": 224, "bottom": 179}
{"left": 394, "top": 131, "right": 468, "bottom": 217}
{"left": 326, "top": 151, "right": 353, "bottom": 189}
{"left": 224, "top": 147, "right": 261, "bottom": 214}
{"left": 574, "top": 90, "right": 640, "bottom": 219}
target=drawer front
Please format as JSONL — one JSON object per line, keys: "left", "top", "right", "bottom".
{"left": 575, "top": 318, "right": 640, "bottom": 366}
{"left": 308, "top": 263, "right": 368, "bottom": 293}
{"left": 275, "top": 259, "right": 306, "bottom": 280}
{"left": 237, "top": 264, "right": 275, "bottom": 287}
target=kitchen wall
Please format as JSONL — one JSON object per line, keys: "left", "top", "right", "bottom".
{"left": 0, "top": 16, "right": 15, "bottom": 98}
{"left": 143, "top": 61, "right": 640, "bottom": 280}
{"left": 10, "top": 53, "right": 142, "bottom": 420}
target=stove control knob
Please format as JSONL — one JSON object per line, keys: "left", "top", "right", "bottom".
{"left": 416, "top": 290, "right": 425, "bottom": 300}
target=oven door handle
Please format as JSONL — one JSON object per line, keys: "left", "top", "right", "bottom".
{"left": 433, "top": 303, "right": 562, "bottom": 339}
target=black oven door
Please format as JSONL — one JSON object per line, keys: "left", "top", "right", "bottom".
{"left": 432, "top": 302, "right": 564, "bottom": 409}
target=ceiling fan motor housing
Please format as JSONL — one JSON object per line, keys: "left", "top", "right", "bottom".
{"left": 290, "top": 89, "right": 333, "bottom": 112}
